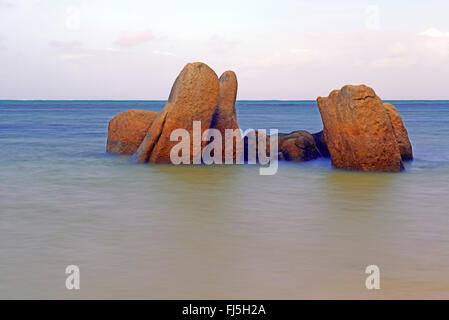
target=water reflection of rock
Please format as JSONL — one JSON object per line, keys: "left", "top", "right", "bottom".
{"left": 320, "top": 169, "right": 400, "bottom": 234}
{"left": 153, "top": 164, "right": 241, "bottom": 211}
{"left": 318, "top": 169, "right": 402, "bottom": 281}
{"left": 150, "top": 164, "right": 244, "bottom": 237}
{"left": 322, "top": 170, "right": 399, "bottom": 214}
{"left": 146, "top": 165, "right": 251, "bottom": 298}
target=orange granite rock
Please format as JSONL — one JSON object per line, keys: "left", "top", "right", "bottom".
{"left": 384, "top": 102, "right": 413, "bottom": 161}
{"left": 317, "top": 85, "right": 403, "bottom": 172}
{"left": 213, "top": 71, "right": 239, "bottom": 132}
{"left": 106, "top": 109, "right": 158, "bottom": 155}
{"left": 133, "top": 62, "right": 219, "bottom": 163}
{"left": 211, "top": 71, "right": 242, "bottom": 161}
{"left": 278, "top": 130, "right": 319, "bottom": 162}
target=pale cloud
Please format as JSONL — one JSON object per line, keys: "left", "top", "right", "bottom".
{"left": 277, "top": 30, "right": 449, "bottom": 68}
{"left": 152, "top": 50, "right": 175, "bottom": 57}
{"left": 0, "top": 0, "right": 12, "bottom": 8}
{"left": 58, "top": 53, "right": 92, "bottom": 61}
{"left": 50, "top": 40, "right": 83, "bottom": 50}
{"left": 49, "top": 40, "right": 95, "bottom": 62}
{"left": 206, "top": 35, "right": 238, "bottom": 54}
{"left": 235, "top": 29, "right": 449, "bottom": 99}
{"left": 289, "top": 49, "right": 310, "bottom": 55}
{"left": 419, "top": 28, "right": 449, "bottom": 38}
{"left": 50, "top": 40, "right": 87, "bottom": 61}
{"left": 3, "top": 1, "right": 449, "bottom": 99}
{"left": 388, "top": 42, "right": 406, "bottom": 57}
{"left": 114, "top": 30, "right": 154, "bottom": 47}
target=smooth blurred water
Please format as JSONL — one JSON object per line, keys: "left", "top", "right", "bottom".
{"left": 0, "top": 100, "right": 448, "bottom": 299}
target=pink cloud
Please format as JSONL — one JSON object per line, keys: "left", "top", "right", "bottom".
{"left": 114, "top": 30, "right": 154, "bottom": 47}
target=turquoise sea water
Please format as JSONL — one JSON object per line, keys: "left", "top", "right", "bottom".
{"left": 0, "top": 100, "right": 448, "bottom": 299}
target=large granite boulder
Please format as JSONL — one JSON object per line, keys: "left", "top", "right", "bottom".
{"left": 317, "top": 85, "right": 403, "bottom": 172}
{"left": 106, "top": 109, "right": 158, "bottom": 155}
{"left": 132, "top": 62, "right": 219, "bottom": 163}
{"left": 278, "top": 130, "right": 320, "bottom": 162}
{"left": 383, "top": 103, "right": 413, "bottom": 161}
{"left": 211, "top": 71, "right": 242, "bottom": 161}
{"left": 212, "top": 71, "right": 239, "bottom": 133}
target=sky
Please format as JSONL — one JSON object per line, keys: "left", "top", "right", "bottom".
{"left": 0, "top": 0, "right": 448, "bottom": 100}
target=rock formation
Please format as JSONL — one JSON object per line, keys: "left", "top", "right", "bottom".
{"left": 317, "top": 85, "right": 403, "bottom": 172}
{"left": 106, "top": 109, "right": 158, "bottom": 155}
{"left": 106, "top": 63, "right": 413, "bottom": 173}
{"left": 212, "top": 71, "right": 239, "bottom": 134}
{"left": 211, "top": 71, "right": 242, "bottom": 161}
{"left": 278, "top": 130, "right": 320, "bottom": 162}
{"left": 132, "top": 62, "right": 219, "bottom": 163}
{"left": 384, "top": 102, "right": 413, "bottom": 160}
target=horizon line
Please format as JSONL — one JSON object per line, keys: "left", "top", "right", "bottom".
{"left": 1, "top": 99, "right": 449, "bottom": 102}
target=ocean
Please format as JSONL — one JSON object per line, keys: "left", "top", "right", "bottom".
{"left": 0, "top": 100, "right": 448, "bottom": 299}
